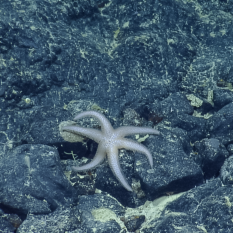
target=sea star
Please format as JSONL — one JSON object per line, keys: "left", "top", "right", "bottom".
{"left": 62, "top": 111, "right": 160, "bottom": 191}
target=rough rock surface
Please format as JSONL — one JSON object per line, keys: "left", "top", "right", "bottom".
{"left": 0, "top": 0, "right": 233, "bottom": 232}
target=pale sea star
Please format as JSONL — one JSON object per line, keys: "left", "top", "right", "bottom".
{"left": 62, "top": 111, "right": 160, "bottom": 191}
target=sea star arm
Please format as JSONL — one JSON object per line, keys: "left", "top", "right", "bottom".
{"left": 62, "top": 125, "right": 103, "bottom": 143}
{"left": 115, "top": 126, "right": 160, "bottom": 138}
{"left": 74, "top": 111, "right": 113, "bottom": 135}
{"left": 107, "top": 147, "right": 133, "bottom": 192}
{"left": 72, "top": 144, "right": 106, "bottom": 172}
{"left": 117, "top": 138, "right": 154, "bottom": 168}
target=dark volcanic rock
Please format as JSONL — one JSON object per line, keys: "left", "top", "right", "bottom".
{"left": 0, "top": 0, "right": 233, "bottom": 232}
